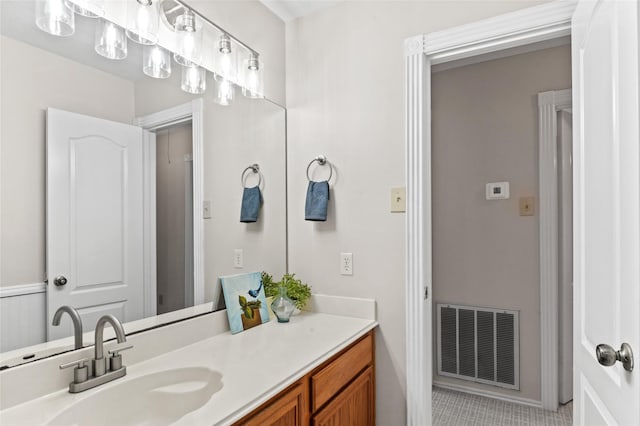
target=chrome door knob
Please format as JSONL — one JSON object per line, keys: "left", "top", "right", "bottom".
{"left": 596, "top": 343, "right": 634, "bottom": 372}
{"left": 53, "top": 275, "right": 68, "bottom": 286}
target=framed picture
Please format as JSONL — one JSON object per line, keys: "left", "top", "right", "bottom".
{"left": 220, "top": 271, "right": 270, "bottom": 334}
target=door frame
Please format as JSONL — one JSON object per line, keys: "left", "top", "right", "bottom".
{"left": 404, "top": 2, "right": 576, "bottom": 422}
{"left": 538, "top": 88, "right": 573, "bottom": 409}
{"left": 135, "top": 99, "right": 205, "bottom": 317}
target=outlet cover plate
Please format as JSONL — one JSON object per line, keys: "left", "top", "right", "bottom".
{"left": 340, "top": 253, "right": 353, "bottom": 275}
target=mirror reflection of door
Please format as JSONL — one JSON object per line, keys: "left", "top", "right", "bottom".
{"left": 46, "top": 108, "right": 147, "bottom": 341}
{"left": 46, "top": 110, "right": 196, "bottom": 341}
{"left": 154, "top": 123, "right": 194, "bottom": 315}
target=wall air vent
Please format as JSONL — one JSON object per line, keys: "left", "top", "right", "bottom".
{"left": 437, "top": 303, "right": 519, "bottom": 390}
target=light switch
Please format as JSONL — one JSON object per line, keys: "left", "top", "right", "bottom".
{"left": 203, "top": 201, "right": 212, "bottom": 219}
{"left": 519, "top": 196, "right": 535, "bottom": 216}
{"left": 390, "top": 187, "right": 406, "bottom": 212}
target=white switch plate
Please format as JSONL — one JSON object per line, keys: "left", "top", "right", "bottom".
{"left": 340, "top": 253, "right": 353, "bottom": 275}
{"left": 203, "top": 201, "right": 212, "bottom": 219}
{"left": 390, "top": 187, "right": 406, "bottom": 212}
{"left": 233, "top": 249, "right": 243, "bottom": 268}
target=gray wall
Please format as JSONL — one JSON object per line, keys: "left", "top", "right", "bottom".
{"left": 156, "top": 124, "right": 193, "bottom": 314}
{"left": 432, "top": 45, "right": 571, "bottom": 401}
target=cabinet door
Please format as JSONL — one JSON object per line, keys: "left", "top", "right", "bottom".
{"left": 312, "top": 367, "right": 374, "bottom": 426}
{"left": 237, "top": 383, "right": 306, "bottom": 426}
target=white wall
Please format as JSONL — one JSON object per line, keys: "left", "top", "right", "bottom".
{"left": 285, "top": 1, "right": 550, "bottom": 423}
{"left": 432, "top": 45, "right": 571, "bottom": 401}
{"left": 0, "top": 35, "right": 136, "bottom": 288}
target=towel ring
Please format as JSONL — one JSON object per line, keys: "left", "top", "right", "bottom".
{"left": 241, "top": 164, "right": 262, "bottom": 188}
{"left": 306, "top": 155, "right": 333, "bottom": 182}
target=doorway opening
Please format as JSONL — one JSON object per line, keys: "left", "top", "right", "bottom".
{"left": 403, "top": 2, "right": 578, "bottom": 424}
{"left": 429, "top": 44, "right": 573, "bottom": 423}
{"left": 153, "top": 122, "right": 194, "bottom": 314}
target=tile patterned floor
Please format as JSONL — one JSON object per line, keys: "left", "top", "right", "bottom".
{"left": 433, "top": 387, "right": 573, "bottom": 426}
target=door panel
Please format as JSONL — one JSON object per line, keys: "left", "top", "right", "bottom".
{"left": 572, "top": 0, "right": 639, "bottom": 424}
{"left": 47, "top": 108, "right": 146, "bottom": 341}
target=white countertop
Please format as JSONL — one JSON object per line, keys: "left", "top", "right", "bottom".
{"left": 0, "top": 311, "right": 377, "bottom": 425}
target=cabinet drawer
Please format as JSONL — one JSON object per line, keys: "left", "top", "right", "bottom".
{"left": 312, "top": 366, "right": 374, "bottom": 426}
{"left": 311, "top": 333, "right": 373, "bottom": 411}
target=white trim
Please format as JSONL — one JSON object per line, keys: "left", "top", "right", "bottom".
{"left": 405, "top": 2, "right": 576, "bottom": 423}
{"left": 135, "top": 99, "right": 206, "bottom": 312}
{"left": 537, "top": 89, "right": 572, "bottom": 411}
{"left": 0, "top": 283, "right": 47, "bottom": 298}
{"left": 433, "top": 381, "right": 543, "bottom": 409}
{"left": 142, "top": 131, "right": 157, "bottom": 318}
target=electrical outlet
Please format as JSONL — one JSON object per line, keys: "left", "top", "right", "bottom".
{"left": 340, "top": 252, "right": 353, "bottom": 275}
{"left": 233, "top": 249, "right": 243, "bottom": 268}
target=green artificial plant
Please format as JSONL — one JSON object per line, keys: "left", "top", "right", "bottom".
{"left": 262, "top": 271, "right": 312, "bottom": 310}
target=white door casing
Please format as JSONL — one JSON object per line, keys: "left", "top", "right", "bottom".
{"left": 405, "top": 2, "right": 576, "bottom": 423}
{"left": 572, "top": 0, "right": 640, "bottom": 424}
{"left": 46, "top": 108, "right": 147, "bottom": 341}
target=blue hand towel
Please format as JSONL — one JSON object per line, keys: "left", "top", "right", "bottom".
{"left": 240, "top": 186, "right": 263, "bottom": 223}
{"left": 305, "top": 180, "right": 330, "bottom": 221}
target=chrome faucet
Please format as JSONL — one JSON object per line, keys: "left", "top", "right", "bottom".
{"left": 93, "top": 314, "right": 126, "bottom": 376}
{"left": 52, "top": 306, "right": 83, "bottom": 350}
{"left": 59, "top": 314, "right": 132, "bottom": 393}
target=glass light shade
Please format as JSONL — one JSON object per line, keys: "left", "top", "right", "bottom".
{"left": 241, "top": 53, "right": 264, "bottom": 99}
{"left": 212, "top": 74, "right": 235, "bottom": 106}
{"left": 35, "top": 0, "right": 75, "bottom": 36}
{"left": 173, "top": 10, "right": 202, "bottom": 66}
{"left": 213, "top": 34, "right": 237, "bottom": 82}
{"left": 63, "top": 0, "right": 104, "bottom": 18}
{"left": 143, "top": 45, "right": 171, "bottom": 79}
{"left": 95, "top": 19, "right": 127, "bottom": 60}
{"left": 181, "top": 66, "right": 206, "bottom": 94}
{"left": 126, "top": 0, "right": 159, "bottom": 45}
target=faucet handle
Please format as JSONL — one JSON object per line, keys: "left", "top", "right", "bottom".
{"left": 108, "top": 344, "right": 133, "bottom": 371}
{"left": 108, "top": 344, "right": 133, "bottom": 356}
{"left": 59, "top": 358, "right": 90, "bottom": 384}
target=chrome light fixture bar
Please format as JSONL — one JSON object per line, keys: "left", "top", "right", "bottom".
{"left": 35, "top": 0, "right": 265, "bottom": 101}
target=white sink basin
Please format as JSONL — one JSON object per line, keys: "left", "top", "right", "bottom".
{"left": 47, "top": 367, "right": 223, "bottom": 426}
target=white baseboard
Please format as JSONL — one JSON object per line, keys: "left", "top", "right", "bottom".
{"left": 433, "top": 380, "right": 543, "bottom": 409}
{"left": 0, "top": 282, "right": 46, "bottom": 298}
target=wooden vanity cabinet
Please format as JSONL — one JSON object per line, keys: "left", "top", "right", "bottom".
{"left": 234, "top": 331, "right": 375, "bottom": 426}
{"left": 238, "top": 381, "right": 308, "bottom": 426}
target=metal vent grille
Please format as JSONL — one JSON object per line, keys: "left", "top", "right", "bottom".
{"left": 436, "top": 304, "right": 519, "bottom": 390}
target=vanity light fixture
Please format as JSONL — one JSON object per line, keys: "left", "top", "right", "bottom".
{"left": 173, "top": 8, "right": 202, "bottom": 66}
{"left": 241, "top": 52, "right": 264, "bottom": 99}
{"left": 35, "top": 0, "right": 266, "bottom": 99}
{"left": 95, "top": 18, "right": 127, "bottom": 60}
{"left": 126, "top": 0, "right": 160, "bottom": 45}
{"left": 214, "top": 33, "right": 237, "bottom": 81}
{"left": 181, "top": 65, "right": 206, "bottom": 94}
{"left": 212, "top": 74, "right": 235, "bottom": 106}
{"left": 35, "top": 0, "right": 75, "bottom": 36}
{"left": 143, "top": 44, "right": 171, "bottom": 78}
{"left": 63, "top": 0, "right": 104, "bottom": 18}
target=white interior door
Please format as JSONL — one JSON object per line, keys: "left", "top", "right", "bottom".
{"left": 572, "top": 0, "right": 639, "bottom": 424}
{"left": 46, "top": 108, "right": 147, "bottom": 341}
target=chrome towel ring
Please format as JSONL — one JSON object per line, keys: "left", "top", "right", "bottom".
{"left": 241, "top": 163, "right": 262, "bottom": 187}
{"left": 306, "top": 155, "right": 333, "bottom": 182}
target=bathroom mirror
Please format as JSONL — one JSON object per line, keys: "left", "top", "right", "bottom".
{"left": 0, "top": 0, "right": 286, "bottom": 367}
